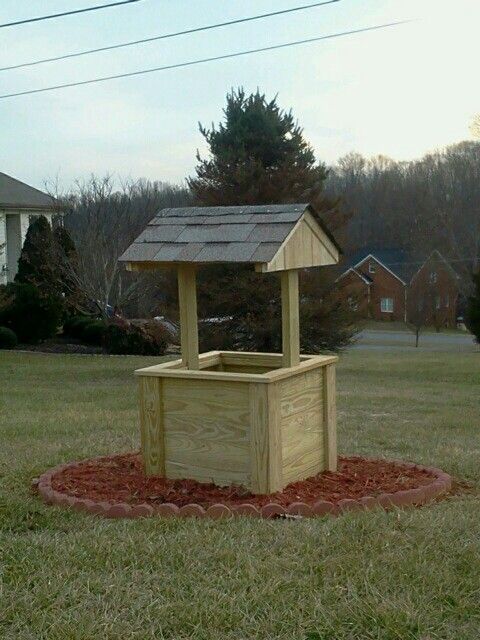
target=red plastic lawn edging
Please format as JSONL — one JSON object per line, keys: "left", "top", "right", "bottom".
{"left": 34, "top": 454, "right": 452, "bottom": 520}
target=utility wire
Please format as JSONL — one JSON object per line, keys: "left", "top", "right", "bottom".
{"left": 0, "top": 20, "right": 412, "bottom": 100}
{"left": 0, "top": 0, "right": 142, "bottom": 29}
{"left": 0, "top": 0, "right": 339, "bottom": 72}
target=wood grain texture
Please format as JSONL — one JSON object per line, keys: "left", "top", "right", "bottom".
{"left": 249, "top": 383, "right": 283, "bottom": 494}
{"left": 163, "top": 378, "right": 250, "bottom": 485}
{"left": 178, "top": 264, "right": 199, "bottom": 370}
{"left": 139, "top": 377, "right": 165, "bottom": 476}
{"left": 135, "top": 367, "right": 269, "bottom": 384}
{"left": 279, "top": 369, "right": 324, "bottom": 484}
{"left": 136, "top": 350, "right": 337, "bottom": 490}
{"left": 323, "top": 363, "right": 337, "bottom": 471}
{"left": 279, "top": 370, "right": 322, "bottom": 417}
{"left": 258, "top": 213, "right": 340, "bottom": 273}
{"left": 214, "top": 364, "right": 273, "bottom": 375}
{"left": 220, "top": 352, "right": 285, "bottom": 368}
{"left": 135, "top": 352, "right": 337, "bottom": 383}
{"left": 281, "top": 269, "right": 300, "bottom": 368}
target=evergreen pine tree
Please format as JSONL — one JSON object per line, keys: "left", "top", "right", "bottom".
{"left": 186, "top": 88, "right": 355, "bottom": 352}
{"left": 467, "top": 271, "right": 480, "bottom": 343}
{"left": 15, "top": 215, "right": 62, "bottom": 299}
{"left": 189, "top": 88, "right": 331, "bottom": 207}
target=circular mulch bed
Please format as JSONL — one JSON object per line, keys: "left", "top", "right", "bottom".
{"left": 35, "top": 453, "right": 452, "bottom": 519}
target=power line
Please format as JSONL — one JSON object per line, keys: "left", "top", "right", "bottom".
{"left": 0, "top": 0, "right": 340, "bottom": 72}
{"left": 0, "top": 20, "right": 412, "bottom": 100}
{"left": 0, "top": 0, "right": 142, "bottom": 29}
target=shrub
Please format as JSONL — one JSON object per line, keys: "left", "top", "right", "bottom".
{"left": 0, "top": 283, "right": 63, "bottom": 343}
{"left": 82, "top": 320, "right": 107, "bottom": 345}
{"left": 0, "top": 326, "right": 17, "bottom": 349}
{"left": 63, "top": 315, "right": 94, "bottom": 339}
{"left": 104, "top": 322, "right": 166, "bottom": 355}
{"left": 135, "top": 320, "right": 169, "bottom": 352}
{"left": 63, "top": 315, "right": 83, "bottom": 337}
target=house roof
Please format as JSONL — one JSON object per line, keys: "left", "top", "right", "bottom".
{"left": 411, "top": 249, "right": 460, "bottom": 283}
{"left": 341, "top": 247, "right": 459, "bottom": 285}
{"left": 119, "top": 203, "right": 341, "bottom": 272}
{"left": 342, "top": 247, "right": 414, "bottom": 284}
{"left": 336, "top": 266, "right": 373, "bottom": 285}
{"left": 0, "top": 172, "right": 59, "bottom": 211}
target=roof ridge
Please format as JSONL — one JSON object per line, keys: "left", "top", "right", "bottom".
{"left": 158, "top": 203, "right": 309, "bottom": 218}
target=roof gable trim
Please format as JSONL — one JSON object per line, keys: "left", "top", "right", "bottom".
{"left": 353, "top": 254, "right": 406, "bottom": 285}
{"left": 409, "top": 250, "right": 460, "bottom": 284}
{"left": 336, "top": 267, "right": 372, "bottom": 285}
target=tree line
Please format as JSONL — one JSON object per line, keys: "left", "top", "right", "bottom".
{"left": 53, "top": 89, "right": 356, "bottom": 352}
{"left": 325, "top": 142, "right": 480, "bottom": 290}
{"left": 7, "top": 87, "right": 476, "bottom": 350}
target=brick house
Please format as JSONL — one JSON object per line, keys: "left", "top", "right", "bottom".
{"left": 408, "top": 250, "right": 460, "bottom": 329}
{"left": 336, "top": 248, "right": 460, "bottom": 327}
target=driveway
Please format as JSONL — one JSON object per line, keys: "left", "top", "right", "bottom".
{"left": 352, "top": 329, "right": 478, "bottom": 352}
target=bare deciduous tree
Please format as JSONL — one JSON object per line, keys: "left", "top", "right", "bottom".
{"left": 407, "top": 284, "right": 438, "bottom": 347}
{"left": 49, "top": 175, "right": 191, "bottom": 317}
{"left": 326, "top": 141, "right": 480, "bottom": 291}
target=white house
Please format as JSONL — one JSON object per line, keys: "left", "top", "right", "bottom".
{"left": 0, "top": 172, "right": 61, "bottom": 284}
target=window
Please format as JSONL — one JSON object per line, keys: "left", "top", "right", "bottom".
{"left": 348, "top": 296, "right": 359, "bottom": 311}
{"left": 435, "top": 295, "right": 441, "bottom": 310}
{"left": 430, "top": 271, "right": 437, "bottom": 283}
{"left": 368, "top": 262, "right": 376, "bottom": 274}
{"left": 381, "top": 297, "right": 394, "bottom": 313}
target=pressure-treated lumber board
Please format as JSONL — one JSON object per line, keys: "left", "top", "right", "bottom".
{"left": 136, "top": 352, "right": 221, "bottom": 375}
{"left": 220, "top": 352, "right": 285, "bottom": 369}
{"left": 249, "top": 382, "right": 283, "bottom": 493}
{"left": 136, "top": 350, "right": 337, "bottom": 491}
{"left": 279, "top": 370, "right": 322, "bottom": 418}
{"left": 281, "top": 269, "right": 300, "bottom": 368}
{"left": 255, "top": 212, "right": 340, "bottom": 273}
{"left": 135, "top": 352, "right": 338, "bottom": 383}
{"left": 177, "top": 264, "right": 199, "bottom": 370}
{"left": 263, "top": 355, "right": 337, "bottom": 382}
{"left": 323, "top": 363, "right": 337, "bottom": 471}
{"left": 279, "top": 369, "right": 324, "bottom": 484}
{"left": 214, "top": 364, "right": 273, "bottom": 374}
{"left": 139, "top": 377, "right": 165, "bottom": 476}
{"left": 135, "top": 367, "right": 270, "bottom": 384}
{"left": 163, "top": 378, "right": 250, "bottom": 486}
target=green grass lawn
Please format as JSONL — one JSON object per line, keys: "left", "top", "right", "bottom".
{"left": 1, "top": 350, "right": 479, "bottom": 640}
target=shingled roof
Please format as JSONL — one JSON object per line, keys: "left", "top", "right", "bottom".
{"left": 0, "top": 172, "right": 58, "bottom": 211}
{"left": 120, "top": 204, "right": 341, "bottom": 272}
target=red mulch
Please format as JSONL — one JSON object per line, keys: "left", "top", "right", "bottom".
{"left": 50, "top": 453, "right": 437, "bottom": 509}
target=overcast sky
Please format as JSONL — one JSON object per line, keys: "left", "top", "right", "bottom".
{"left": 0, "top": 0, "right": 478, "bottom": 192}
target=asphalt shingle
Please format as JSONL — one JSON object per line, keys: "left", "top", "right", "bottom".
{"left": 119, "top": 203, "right": 340, "bottom": 267}
{"left": 175, "top": 224, "right": 255, "bottom": 243}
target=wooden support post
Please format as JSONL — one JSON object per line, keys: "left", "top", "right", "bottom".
{"left": 281, "top": 269, "right": 300, "bottom": 368}
{"left": 177, "top": 264, "right": 199, "bottom": 370}
{"left": 249, "top": 382, "right": 283, "bottom": 493}
{"left": 323, "top": 363, "right": 337, "bottom": 471}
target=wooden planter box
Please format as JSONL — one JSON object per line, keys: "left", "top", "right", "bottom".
{"left": 136, "top": 351, "right": 337, "bottom": 494}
